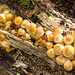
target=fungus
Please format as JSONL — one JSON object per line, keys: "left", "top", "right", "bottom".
{"left": 72, "top": 60, "right": 75, "bottom": 67}
{"left": 64, "top": 60, "right": 73, "bottom": 71}
{"left": 27, "top": 23, "right": 36, "bottom": 38}
{"left": 6, "top": 47, "right": 15, "bottom": 52}
{"left": 54, "top": 44, "right": 64, "bottom": 55}
{"left": 35, "top": 27, "right": 44, "bottom": 39}
{"left": 5, "top": 13, "right": 13, "bottom": 20}
{"left": 21, "top": 20, "right": 29, "bottom": 28}
{"left": 63, "top": 34, "right": 73, "bottom": 45}
{"left": 18, "top": 28, "right": 25, "bottom": 35}
{"left": 2, "top": 40, "right": 10, "bottom": 48}
{"left": 46, "top": 48, "right": 55, "bottom": 58}
{"left": 46, "top": 30, "right": 54, "bottom": 41}
{"left": 56, "top": 55, "right": 66, "bottom": 65}
{"left": 25, "top": 33, "right": 31, "bottom": 40}
{"left": 63, "top": 45, "right": 74, "bottom": 57}
{"left": 15, "top": 16, "right": 23, "bottom": 25}
{"left": 53, "top": 27, "right": 63, "bottom": 35}
{"left": 39, "top": 40, "right": 46, "bottom": 47}
{"left": 3, "top": 9, "right": 9, "bottom": 14}
{"left": 11, "top": 30, "right": 16, "bottom": 34}
{"left": 54, "top": 34, "right": 63, "bottom": 44}
{"left": 46, "top": 42, "right": 53, "bottom": 49}
{"left": 0, "top": 34, "right": 5, "bottom": 40}
{"left": 0, "top": 13, "right": 6, "bottom": 22}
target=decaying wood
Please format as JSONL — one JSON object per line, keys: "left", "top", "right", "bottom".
{"left": 0, "top": 66, "right": 13, "bottom": 75}
{"left": 0, "top": 0, "right": 75, "bottom": 75}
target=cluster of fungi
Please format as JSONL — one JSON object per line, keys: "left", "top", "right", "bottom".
{"left": 0, "top": 9, "right": 75, "bottom": 71}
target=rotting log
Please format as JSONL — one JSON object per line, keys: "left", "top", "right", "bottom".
{"left": 0, "top": 0, "right": 75, "bottom": 75}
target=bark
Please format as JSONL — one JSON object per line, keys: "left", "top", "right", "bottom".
{"left": 0, "top": 0, "right": 75, "bottom": 75}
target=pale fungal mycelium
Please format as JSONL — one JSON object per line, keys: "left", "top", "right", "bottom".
{"left": 0, "top": 9, "right": 75, "bottom": 71}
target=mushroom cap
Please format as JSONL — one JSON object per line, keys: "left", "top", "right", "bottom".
{"left": 72, "top": 31, "right": 75, "bottom": 40}
{"left": 0, "top": 34, "right": 5, "bottom": 40}
{"left": 0, "top": 13, "right": 6, "bottom": 22}
{"left": 54, "top": 34, "right": 63, "bottom": 43}
{"left": 46, "top": 42, "right": 53, "bottom": 49}
{"left": 64, "top": 60, "right": 73, "bottom": 71}
{"left": 63, "top": 34, "right": 74, "bottom": 44}
{"left": 15, "top": 16, "right": 23, "bottom": 25}
{"left": 27, "top": 23, "right": 36, "bottom": 33}
{"left": 63, "top": 45, "right": 74, "bottom": 57}
{"left": 3, "top": 9, "right": 9, "bottom": 14}
{"left": 35, "top": 27, "right": 44, "bottom": 37}
{"left": 18, "top": 28, "right": 25, "bottom": 35}
{"left": 46, "top": 48, "right": 55, "bottom": 58}
{"left": 5, "top": 13, "right": 13, "bottom": 20}
{"left": 72, "top": 60, "right": 75, "bottom": 67}
{"left": 21, "top": 20, "right": 29, "bottom": 28}
{"left": 56, "top": 55, "right": 66, "bottom": 65}
{"left": 2, "top": 40, "right": 10, "bottom": 48}
{"left": 47, "top": 34, "right": 54, "bottom": 41}
{"left": 5, "top": 21, "right": 12, "bottom": 26}
{"left": 53, "top": 27, "right": 63, "bottom": 35}
{"left": 45, "top": 30, "right": 52, "bottom": 35}
{"left": 11, "top": 30, "right": 16, "bottom": 34}
{"left": 25, "top": 33, "right": 31, "bottom": 40}
{"left": 54, "top": 44, "right": 64, "bottom": 55}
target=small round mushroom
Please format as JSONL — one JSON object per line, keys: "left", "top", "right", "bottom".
{"left": 6, "top": 47, "right": 15, "bottom": 52}
{"left": 11, "top": 30, "right": 16, "bottom": 34}
{"left": 46, "top": 48, "right": 55, "bottom": 58}
{"left": 5, "top": 13, "right": 13, "bottom": 20}
{"left": 27, "top": 23, "right": 36, "bottom": 33}
{"left": 25, "top": 33, "right": 31, "bottom": 40}
{"left": 54, "top": 44, "right": 64, "bottom": 55}
{"left": 54, "top": 34, "right": 63, "bottom": 43}
{"left": 35, "top": 27, "right": 44, "bottom": 39}
{"left": 39, "top": 40, "right": 46, "bottom": 47}
{"left": 72, "top": 31, "right": 75, "bottom": 55}
{"left": 45, "top": 30, "right": 52, "bottom": 35}
{"left": 72, "top": 60, "right": 75, "bottom": 67}
{"left": 3, "top": 9, "right": 9, "bottom": 14}
{"left": 64, "top": 60, "right": 73, "bottom": 71}
{"left": 63, "top": 45, "right": 74, "bottom": 57}
{"left": 2, "top": 40, "right": 10, "bottom": 48}
{"left": 46, "top": 42, "right": 53, "bottom": 49}
{"left": 5, "top": 21, "right": 12, "bottom": 26}
{"left": 53, "top": 27, "right": 63, "bottom": 35}
{"left": 27, "top": 23, "right": 36, "bottom": 38}
{"left": 0, "top": 13, "right": 6, "bottom": 22}
{"left": 65, "top": 56, "right": 75, "bottom": 61}
{"left": 45, "top": 30, "right": 54, "bottom": 41}
{"left": 63, "top": 34, "right": 74, "bottom": 45}
{"left": 56, "top": 55, "right": 66, "bottom": 65}
{"left": 15, "top": 16, "right": 23, "bottom": 25}
{"left": 18, "top": 28, "right": 25, "bottom": 35}
{"left": 0, "top": 34, "right": 5, "bottom": 40}
{"left": 21, "top": 20, "right": 29, "bottom": 28}
{"left": 72, "top": 31, "right": 75, "bottom": 40}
